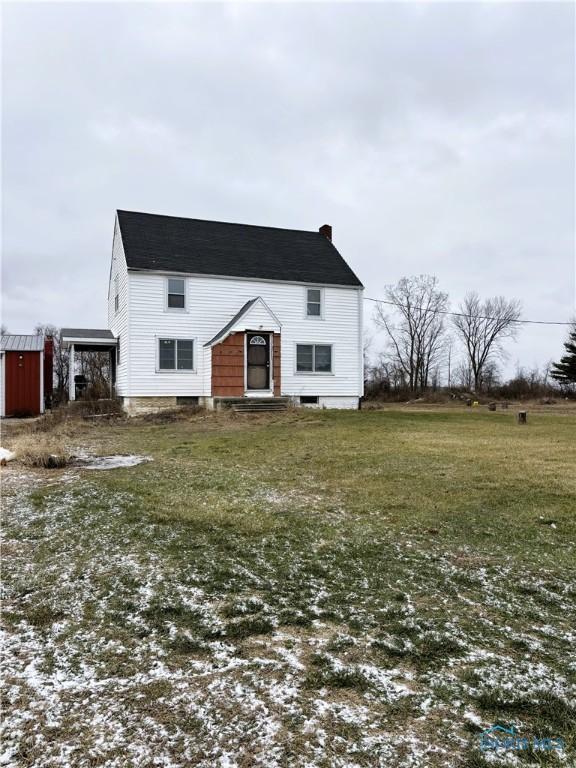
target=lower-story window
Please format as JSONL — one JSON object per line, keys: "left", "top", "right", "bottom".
{"left": 158, "top": 338, "right": 194, "bottom": 370}
{"left": 296, "top": 344, "right": 332, "bottom": 373}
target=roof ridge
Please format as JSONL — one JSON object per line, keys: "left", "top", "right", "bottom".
{"left": 116, "top": 209, "right": 324, "bottom": 238}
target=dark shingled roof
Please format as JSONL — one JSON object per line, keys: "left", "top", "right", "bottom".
{"left": 117, "top": 210, "right": 363, "bottom": 287}
{"left": 61, "top": 329, "right": 115, "bottom": 340}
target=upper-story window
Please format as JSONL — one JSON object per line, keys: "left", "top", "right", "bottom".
{"left": 306, "top": 288, "right": 322, "bottom": 318}
{"left": 114, "top": 275, "right": 119, "bottom": 313}
{"left": 167, "top": 278, "right": 186, "bottom": 310}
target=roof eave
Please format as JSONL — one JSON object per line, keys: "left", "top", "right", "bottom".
{"left": 126, "top": 266, "right": 363, "bottom": 289}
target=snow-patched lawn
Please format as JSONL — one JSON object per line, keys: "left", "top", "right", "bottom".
{"left": 2, "top": 408, "right": 575, "bottom": 767}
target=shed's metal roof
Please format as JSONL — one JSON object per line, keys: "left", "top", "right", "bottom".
{"left": 61, "top": 328, "right": 115, "bottom": 340}
{"left": 0, "top": 335, "right": 44, "bottom": 352}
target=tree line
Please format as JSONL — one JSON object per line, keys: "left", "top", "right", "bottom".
{"left": 366, "top": 275, "right": 575, "bottom": 399}
{"left": 2, "top": 298, "right": 574, "bottom": 403}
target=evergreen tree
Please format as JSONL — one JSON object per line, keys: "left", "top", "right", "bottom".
{"left": 551, "top": 326, "right": 576, "bottom": 386}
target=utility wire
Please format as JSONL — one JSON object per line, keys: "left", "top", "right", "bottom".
{"left": 363, "top": 296, "right": 573, "bottom": 326}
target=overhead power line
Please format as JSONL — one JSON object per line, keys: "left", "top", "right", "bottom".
{"left": 363, "top": 296, "right": 573, "bottom": 327}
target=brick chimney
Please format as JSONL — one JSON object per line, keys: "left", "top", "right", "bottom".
{"left": 319, "top": 224, "right": 332, "bottom": 241}
{"left": 44, "top": 336, "right": 54, "bottom": 398}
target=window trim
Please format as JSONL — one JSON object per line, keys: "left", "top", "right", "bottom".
{"left": 165, "top": 277, "right": 187, "bottom": 312}
{"left": 305, "top": 286, "right": 324, "bottom": 319}
{"left": 114, "top": 275, "right": 119, "bottom": 314}
{"left": 156, "top": 336, "right": 197, "bottom": 373}
{"left": 294, "top": 342, "right": 334, "bottom": 375}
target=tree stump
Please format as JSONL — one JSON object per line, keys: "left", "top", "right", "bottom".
{"left": 518, "top": 411, "right": 527, "bottom": 424}
{"left": 488, "top": 403, "right": 497, "bottom": 412}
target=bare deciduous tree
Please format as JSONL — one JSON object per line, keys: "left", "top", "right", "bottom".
{"left": 365, "top": 354, "right": 408, "bottom": 397}
{"left": 453, "top": 359, "right": 474, "bottom": 391}
{"left": 363, "top": 332, "right": 373, "bottom": 380}
{"left": 374, "top": 275, "right": 449, "bottom": 392}
{"left": 79, "top": 351, "right": 112, "bottom": 398}
{"left": 451, "top": 293, "right": 521, "bottom": 392}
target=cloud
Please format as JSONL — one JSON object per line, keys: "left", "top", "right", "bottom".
{"left": 2, "top": 1, "right": 574, "bottom": 371}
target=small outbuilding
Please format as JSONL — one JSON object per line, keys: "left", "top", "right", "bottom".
{"left": 0, "top": 334, "right": 53, "bottom": 418}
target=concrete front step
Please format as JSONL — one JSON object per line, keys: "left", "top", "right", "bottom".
{"left": 233, "top": 406, "right": 288, "bottom": 413}
{"left": 215, "top": 397, "right": 290, "bottom": 412}
{"left": 232, "top": 401, "right": 289, "bottom": 413}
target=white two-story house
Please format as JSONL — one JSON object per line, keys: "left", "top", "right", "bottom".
{"left": 87, "top": 210, "right": 363, "bottom": 413}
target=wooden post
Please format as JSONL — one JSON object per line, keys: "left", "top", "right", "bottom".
{"left": 109, "top": 347, "right": 116, "bottom": 399}
{"left": 518, "top": 411, "right": 527, "bottom": 424}
{"left": 488, "top": 403, "right": 496, "bottom": 411}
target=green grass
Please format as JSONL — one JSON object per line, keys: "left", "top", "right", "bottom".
{"left": 2, "top": 407, "right": 575, "bottom": 767}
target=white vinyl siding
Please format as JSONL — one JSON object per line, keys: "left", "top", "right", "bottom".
{"left": 108, "top": 216, "right": 129, "bottom": 395}
{"left": 125, "top": 269, "right": 362, "bottom": 398}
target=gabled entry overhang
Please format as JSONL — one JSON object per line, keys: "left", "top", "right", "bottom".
{"left": 204, "top": 297, "right": 281, "bottom": 348}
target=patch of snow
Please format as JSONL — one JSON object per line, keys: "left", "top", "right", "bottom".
{"left": 0, "top": 447, "right": 16, "bottom": 463}
{"left": 74, "top": 454, "right": 152, "bottom": 470}
{"left": 463, "top": 710, "right": 483, "bottom": 726}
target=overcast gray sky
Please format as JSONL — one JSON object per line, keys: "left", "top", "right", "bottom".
{"left": 2, "top": 1, "right": 574, "bottom": 375}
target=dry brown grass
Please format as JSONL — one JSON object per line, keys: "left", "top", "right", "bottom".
{"left": 134, "top": 405, "right": 205, "bottom": 424}
{"left": 11, "top": 434, "right": 70, "bottom": 468}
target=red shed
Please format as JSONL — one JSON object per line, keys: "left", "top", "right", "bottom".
{"left": 1, "top": 335, "right": 52, "bottom": 418}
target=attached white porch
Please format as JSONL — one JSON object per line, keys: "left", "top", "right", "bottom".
{"left": 61, "top": 328, "right": 118, "bottom": 401}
